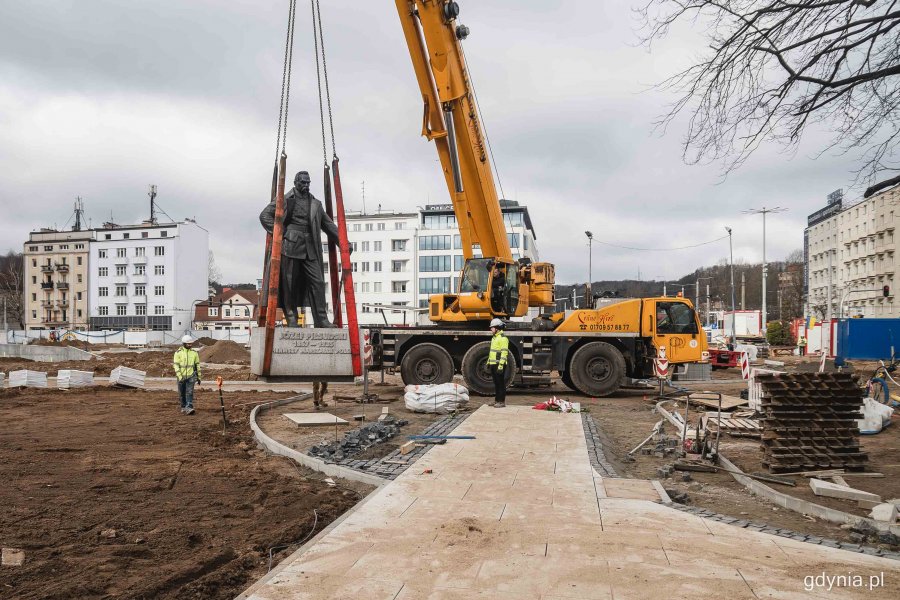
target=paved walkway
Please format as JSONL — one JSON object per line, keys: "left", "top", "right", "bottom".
{"left": 240, "top": 406, "right": 900, "bottom": 599}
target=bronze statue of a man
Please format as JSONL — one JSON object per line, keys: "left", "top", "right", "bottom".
{"left": 260, "top": 171, "right": 340, "bottom": 328}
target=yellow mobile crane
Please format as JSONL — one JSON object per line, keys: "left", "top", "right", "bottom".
{"left": 369, "top": 1, "right": 709, "bottom": 396}
{"left": 396, "top": 0, "right": 555, "bottom": 323}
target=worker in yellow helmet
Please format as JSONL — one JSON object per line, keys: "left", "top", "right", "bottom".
{"left": 487, "top": 318, "right": 509, "bottom": 408}
{"left": 174, "top": 335, "right": 202, "bottom": 415}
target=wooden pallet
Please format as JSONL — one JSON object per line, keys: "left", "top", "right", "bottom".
{"left": 704, "top": 413, "right": 762, "bottom": 438}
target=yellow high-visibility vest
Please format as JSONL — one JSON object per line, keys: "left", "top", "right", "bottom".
{"left": 173, "top": 347, "right": 201, "bottom": 381}
{"left": 487, "top": 331, "right": 509, "bottom": 367}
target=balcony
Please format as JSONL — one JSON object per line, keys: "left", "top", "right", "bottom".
{"left": 40, "top": 264, "right": 54, "bottom": 273}
{"left": 131, "top": 274, "right": 147, "bottom": 284}
{"left": 55, "top": 263, "right": 69, "bottom": 272}
{"left": 114, "top": 256, "right": 129, "bottom": 265}
{"left": 132, "top": 254, "right": 148, "bottom": 264}
{"left": 56, "top": 282, "right": 70, "bottom": 291}
{"left": 40, "top": 282, "right": 54, "bottom": 290}
{"left": 40, "top": 300, "right": 53, "bottom": 308}
{"left": 42, "top": 316, "right": 69, "bottom": 326}
{"left": 57, "top": 300, "right": 70, "bottom": 308}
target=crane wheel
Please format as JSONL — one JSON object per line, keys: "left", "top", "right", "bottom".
{"left": 461, "top": 341, "right": 517, "bottom": 396}
{"left": 400, "top": 343, "right": 454, "bottom": 386}
{"left": 569, "top": 342, "right": 625, "bottom": 397}
{"left": 560, "top": 370, "right": 577, "bottom": 392}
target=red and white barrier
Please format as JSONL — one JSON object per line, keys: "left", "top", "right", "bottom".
{"left": 740, "top": 352, "right": 750, "bottom": 380}
{"left": 654, "top": 346, "right": 669, "bottom": 379}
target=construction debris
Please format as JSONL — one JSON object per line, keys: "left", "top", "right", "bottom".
{"left": 404, "top": 383, "right": 469, "bottom": 414}
{"left": 869, "top": 503, "right": 899, "bottom": 523}
{"left": 809, "top": 478, "right": 881, "bottom": 503}
{"left": 757, "top": 373, "right": 868, "bottom": 473}
{"left": 308, "top": 415, "right": 408, "bottom": 462}
{"left": 110, "top": 366, "right": 146, "bottom": 388}
{"left": 8, "top": 370, "right": 48, "bottom": 388}
{"left": 1, "top": 547, "right": 25, "bottom": 567}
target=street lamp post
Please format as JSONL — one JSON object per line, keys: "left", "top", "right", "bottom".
{"left": 744, "top": 206, "right": 787, "bottom": 332}
{"left": 725, "top": 227, "right": 736, "bottom": 345}
{"left": 585, "top": 231, "right": 593, "bottom": 296}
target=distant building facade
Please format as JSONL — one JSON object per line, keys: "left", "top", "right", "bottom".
{"left": 88, "top": 220, "right": 208, "bottom": 331}
{"left": 193, "top": 288, "right": 260, "bottom": 331}
{"left": 805, "top": 185, "right": 899, "bottom": 318}
{"left": 23, "top": 229, "right": 94, "bottom": 330}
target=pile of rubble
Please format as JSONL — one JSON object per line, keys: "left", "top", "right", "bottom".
{"left": 308, "top": 415, "right": 409, "bottom": 462}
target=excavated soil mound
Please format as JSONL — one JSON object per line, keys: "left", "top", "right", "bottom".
{"left": 196, "top": 336, "right": 217, "bottom": 347}
{"left": 198, "top": 341, "right": 250, "bottom": 364}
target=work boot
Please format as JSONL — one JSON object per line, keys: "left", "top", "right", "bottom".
{"left": 492, "top": 402, "right": 506, "bottom": 408}
{"left": 186, "top": 407, "right": 195, "bottom": 415}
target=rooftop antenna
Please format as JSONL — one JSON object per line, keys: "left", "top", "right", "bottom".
{"left": 73, "top": 197, "right": 84, "bottom": 231}
{"left": 149, "top": 184, "right": 158, "bottom": 224}
{"left": 361, "top": 180, "right": 366, "bottom": 215}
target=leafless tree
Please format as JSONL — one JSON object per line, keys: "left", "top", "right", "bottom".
{"left": 638, "top": 1, "right": 900, "bottom": 182}
{"left": 208, "top": 251, "right": 223, "bottom": 288}
{"left": 0, "top": 252, "right": 25, "bottom": 329}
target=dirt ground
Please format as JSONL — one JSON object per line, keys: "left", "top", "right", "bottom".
{"left": 0, "top": 387, "right": 370, "bottom": 600}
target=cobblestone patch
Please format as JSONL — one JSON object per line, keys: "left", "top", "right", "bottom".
{"left": 320, "top": 412, "right": 472, "bottom": 480}
{"left": 669, "top": 503, "right": 900, "bottom": 561}
{"left": 582, "top": 412, "right": 619, "bottom": 478}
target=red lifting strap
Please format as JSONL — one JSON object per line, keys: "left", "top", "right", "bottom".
{"left": 322, "top": 165, "right": 342, "bottom": 327}
{"left": 332, "top": 157, "right": 362, "bottom": 377}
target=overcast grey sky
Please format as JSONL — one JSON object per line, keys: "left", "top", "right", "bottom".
{"left": 0, "top": 1, "right": 859, "bottom": 285}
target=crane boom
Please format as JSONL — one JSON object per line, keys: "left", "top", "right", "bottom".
{"left": 395, "top": 0, "right": 511, "bottom": 261}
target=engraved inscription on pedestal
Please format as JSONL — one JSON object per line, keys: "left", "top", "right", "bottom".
{"left": 250, "top": 326, "right": 354, "bottom": 377}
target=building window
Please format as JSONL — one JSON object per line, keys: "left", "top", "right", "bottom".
{"left": 507, "top": 233, "right": 521, "bottom": 248}
{"left": 395, "top": 222, "right": 405, "bottom": 230}
{"left": 77, "top": 291, "right": 82, "bottom": 300}
{"left": 31, "top": 276, "right": 36, "bottom": 284}
{"left": 161, "top": 231, "right": 168, "bottom": 237}
{"left": 31, "top": 293, "right": 36, "bottom": 301}
{"left": 136, "top": 304, "right": 146, "bottom": 316}
{"left": 362, "top": 262, "right": 370, "bottom": 272}
{"left": 453, "top": 235, "right": 462, "bottom": 249}
{"left": 154, "top": 306, "right": 165, "bottom": 315}
{"left": 123, "top": 233, "right": 130, "bottom": 239}
{"left": 423, "top": 214, "right": 456, "bottom": 229}
{"left": 99, "top": 287, "right": 109, "bottom": 297}
{"left": 392, "top": 281, "right": 408, "bottom": 293}
{"left": 420, "top": 277, "right": 451, "bottom": 295}
{"left": 135, "top": 247, "right": 145, "bottom": 256}
{"left": 244, "top": 307, "right": 251, "bottom": 317}
{"left": 209, "top": 307, "right": 218, "bottom": 317}
{"left": 362, "top": 241, "right": 370, "bottom": 252}
{"left": 154, "top": 265, "right": 165, "bottom": 275}
{"left": 373, "top": 282, "right": 382, "bottom": 293}
{"left": 224, "top": 308, "right": 231, "bottom": 317}
{"left": 135, "top": 264, "right": 145, "bottom": 275}
{"left": 99, "top": 249, "right": 107, "bottom": 259}
{"left": 44, "top": 245, "right": 53, "bottom": 251}
{"left": 116, "top": 265, "right": 126, "bottom": 276}
{"left": 75, "top": 244, "right": 84, "bottom": 249}
{"left": 154, "top": 246, "right": 165, "bottom": 256}
{"left": 32, "top": 310, "right": 37, "bottom": 318}
{"left": 115, "top": 285, "right": 127, "bottom": 296}
{"left": 29, "top": 246, "right": 38, "bottom": 252}
{"left": 154, "top": 286, "right": 165, "bottom": 296}
{"left": 116, "top": 305, "right": 127, "bottom": 316}
{"left": 117, "top": 248, "right": 127, "bottom": 258}
{"left": 419, "top": 255, "right": 451, "bottom": 272}
{"left": 142, "top": 232, "right": 149, "bottom": 238}
{"left": 135, "top": 285, "right": 146, "bottom": 296}
{"left": 454, "top": 255, "right": 464, "bottom": 271}
{"left": 77, "top": 256, "right": 82, "bottom": 266}
{"left": 392, "top": 239, "right": 407, "bottom": 252}
{"left": 361, "top": 282, "right": 370, "bottom": 293}
{"left": 98, "top": 306, "right": 108, "bottom": 316}
{"left": 31, "top": 259, "right": 37, "bottom": 267}
{"left": 419, "top": 235, "right": 451, "bottom": 250}
{"left": 353, "top": 224, "right": 361, "bottom": 232}
{"left": 350, "top": 242, "right": 358, "bottom": 253}
{"left": 374, "top": 261, "right": 382, "bottom": 272}
{"left": 392, "top": 260, "right": 407, "bottom": 272}
{"left": 377, "top": 223, "right": 385, "bottom": 231}
{"left": 365, "top": 223, "right": 373, "bottom": 231}
{"left": 59, "top": 245, "right": 68, "bottom": 250}
{"left": 374, "top": 241, "right": 382, "bottom": 252}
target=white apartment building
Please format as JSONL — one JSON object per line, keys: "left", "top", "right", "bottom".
{"left": 88, "top": 220, "right": 208, "bottom": 331}
{"left": 805, "top": 185, "right": 899, "bottom": 318}
{"left": 23, "top": 229, "right": 94, "bottom": 330}
{"left": 320, "top": 201, "right": 542, "bottom": 326}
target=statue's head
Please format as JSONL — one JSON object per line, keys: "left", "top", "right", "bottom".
{"left": 294, "top": 171, "right": 311, "bottom": 193}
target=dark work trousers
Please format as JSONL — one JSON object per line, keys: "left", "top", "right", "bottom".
{"left": 178, "top": 375, "right": 197, "bottom": 410}
{"left": 280, "top": 256, "right": 330, "bottom": 327}
{"left": 491, "top": 365, "right": 506, "bottom": 405}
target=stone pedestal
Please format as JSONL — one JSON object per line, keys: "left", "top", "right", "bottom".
{"left": 250, "top": 326, "right": 355, "bottom": 379}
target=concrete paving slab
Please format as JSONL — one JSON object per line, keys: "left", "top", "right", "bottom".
{"left": 282, "top": 412, "right": 348, "bottom": 426}
{"left": 241, "top": 405, "right": 900, "bottom": 600}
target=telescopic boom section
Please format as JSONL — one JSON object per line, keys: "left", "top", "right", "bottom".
{"left": 395, "top": 0, "right": 511, "bottom": 262}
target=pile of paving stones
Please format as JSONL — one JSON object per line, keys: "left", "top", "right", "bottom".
{"left": 308, "top": 415, "right": 409, "bottom": 462}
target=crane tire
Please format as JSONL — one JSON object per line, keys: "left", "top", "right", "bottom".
{"left": 400, "top": 343, "right": 454, "bottom": 386}
{"left": 569, "top": 342, "right": 625, "bottom": 398}
{"left": 461, "top": 341, "right": 516, "bottom": 396}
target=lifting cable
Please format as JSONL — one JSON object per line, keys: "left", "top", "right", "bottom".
{"left": 311, "top": 0, "right": 338, "bottom": 161}
{"left": 274, "top": 0, "right": 298, "bottom": 162}
{"left": 459, "top": 43, "right": 505, "bottom": 200}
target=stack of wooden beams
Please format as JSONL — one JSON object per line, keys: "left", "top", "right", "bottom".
{"left": 757, "top": 373, "right": 867, "bottom": 474}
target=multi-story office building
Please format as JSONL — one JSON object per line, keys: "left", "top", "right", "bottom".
{"left": 88, "top": 220, "right": 208, "bottom": 331}
{"left": 23, "top": 229, "right": 94, "bottom": 330}
{"left": 805, "top": 185, "right": 899, "bottom": 318}
{"left": 321, "top": 200, "right": 541, "bottom": 326}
